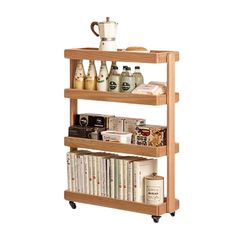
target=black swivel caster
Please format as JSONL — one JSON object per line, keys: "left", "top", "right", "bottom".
{"left": 151, "top": 215, "right": 161, "bottom": 223}
{"left": 170, "top": 212, "right": 175, "bottom": 217}
{"left": 69, "top": 201, "right": 76, "bottom": 209}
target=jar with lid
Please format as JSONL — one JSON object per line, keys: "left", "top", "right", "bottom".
{"left": 74, "top": 60, "right": 85, "bottom": 89}
{"left": 85, "top": 60, "right": 97, "bottom": 90}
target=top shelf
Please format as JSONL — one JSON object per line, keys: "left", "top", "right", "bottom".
{"left": 64, "top": 48, "right": 179, "bottom": 64}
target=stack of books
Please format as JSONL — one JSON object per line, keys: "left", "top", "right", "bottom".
{"left": 66, "top": 150, "right": 157, "bottom": 203}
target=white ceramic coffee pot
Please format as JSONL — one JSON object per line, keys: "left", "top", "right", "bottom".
{"left": 90, "top": 17, "right": 118, "bottom": 51}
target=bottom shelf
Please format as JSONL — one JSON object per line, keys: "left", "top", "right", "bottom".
{"left": 64, "top": 190, "right": 179, "bottom": 215}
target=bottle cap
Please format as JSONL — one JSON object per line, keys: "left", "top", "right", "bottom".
{"left": 112, "top": 66, "right": 118, "bottom": 69}
{"left": 135, "top": 66, "right": 140, "bottom": 69}
{"left": 123, "top": 66, "right": 128, "bottom": 70}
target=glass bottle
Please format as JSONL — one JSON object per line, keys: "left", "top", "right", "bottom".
{"left": 133, "top": 66, "right": 144, "bottom": 87}
{"left": 109, "top": 61, "right": 117, "bottom": 76}
{"left": 108, "top": 66, "right": 120, "bottom": 92}
{"left": 97, "top": 61, "right": 109, "bottom": 91}
{"left": 74, "top": 60, "right": 85, "bottom": 89}
{"left": 121, "top": 67, "right": 135, "bottom": 93}
{"left": 85, "top": 60, "right": 97, "bottom": 90}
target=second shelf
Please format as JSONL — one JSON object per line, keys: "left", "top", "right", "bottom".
{"left": 64, "top": 137, "right": 179, "bottom": 157}
{"left": 65, "top": 89, "right": 179, "bottom": 105}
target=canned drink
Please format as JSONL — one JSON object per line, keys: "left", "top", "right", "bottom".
{"left": 144, "top": 174, "right": 164, "bottom": 205}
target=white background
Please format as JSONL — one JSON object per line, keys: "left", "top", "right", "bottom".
{"left": 0, "top": 0, "right": 236, "bottom": 235}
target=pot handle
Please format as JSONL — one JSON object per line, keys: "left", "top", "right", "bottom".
{"left": 90, "top": 22, "right": 99, "bottom": 37}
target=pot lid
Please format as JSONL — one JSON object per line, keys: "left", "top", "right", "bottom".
{"left": 99, "top": 17, "right": 117, "bottom": 24}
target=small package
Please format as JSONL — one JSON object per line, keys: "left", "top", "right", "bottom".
{"left": 101, "top": 130, "right": 132, "bottom": 144}
{"left": 131, "top": 83, "right": 166, "bottom": 95}
{"left": 123, "top": 118, "right": 146, "bottom": 143}
{"left": 134, "top": 125, "right": 167, "bottom": 147}
{"left": 75, "top": 113, "right": 114, "bottom": 128}
{"left": 69, "top": 126, "right": 95, "bottom": 139}
{"left": 108, "top": 117, "right": 125, "bottom": 132}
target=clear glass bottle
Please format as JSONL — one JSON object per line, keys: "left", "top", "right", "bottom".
{"left": 108, "top": 66, "right": 120, "bottom": 92}
{"left": 121, "top": 67, "right": 135, "bottom": 93}
{"left": 85, "top": 60, "right": 97, "bottom": 90}
{"left": 97, "top": 61, "right": 109, "bottom": 91}
{"left": 133, "top": 66, "right": 144, "bottom": 87}
{"left": 74, "top": 60, "right": 85, "bottom": 89}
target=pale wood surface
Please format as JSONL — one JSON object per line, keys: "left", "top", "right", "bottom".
{"left": 64, "top": 89, "right": 179, "bottom": 105}
{"left": 64, "top": 48, "right": 179, "bottom": 64}
{"left": 70, "top": 60, "right": 77, "bottom": 151}
{"left": 64, "top": 191, "right": 179, "bottom": 215}
{"left": 167, "top": 53, "right": 176, "bottom": 212}
{"left": 64, "top": 137, "right": 179, "bottom": 157}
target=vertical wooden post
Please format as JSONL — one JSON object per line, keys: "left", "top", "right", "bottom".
{"left": 70, "top": 59, "right": 77, "bottom": 151}
{"left": 167, "top": 53, "right": 175, "bottom": 212}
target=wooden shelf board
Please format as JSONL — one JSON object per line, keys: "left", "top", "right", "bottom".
{"left": 64, "top": 89, "right": 179, "bottom": 105}
{"left": 64, "top": 137, "right": 179, "bottom": 157}
{"left": 64, "top": 191, "right": 179, "bottom": 215}
{"left": 64, "top": 48, "right": 179, "bottom": 63}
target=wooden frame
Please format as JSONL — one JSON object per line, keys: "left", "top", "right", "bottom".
{"left": 64, "top": 48, "right": 180, "bottom": 217}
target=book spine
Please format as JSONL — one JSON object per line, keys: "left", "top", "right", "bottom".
{"left": 66, "top": 152, "right": 72, "bottom": 191}
{"left": 80, "top": 155, "right": 85, "bottom": 193}
{"left": 127, "top": 162, "right": 133, "bottom": 201}
{"left": 88, "top": 156, "right": 93, "bottom": 195}
{"left": 118, "top": 159, "right": 124, "bottom": 200}
{"left": 110, "top": 158, "right": 115, "bottom": 198}
{"left": 76, "top": 154, "right": 80, "bottom": 192}
{"left": 97, "top": 157, "right": 102, "bottom": 196}
{"left": 115, "top": 159, "right": 119, "bottom": 199}
{"left": 123, "top": 160, "right": 128, "bottom": 200}
{"left": 106, "top": 158, "right": 110, "bottom": 197}
{"left": 102, "top": 158, "right": 107, "bottom": 197}
{"left": 84, "top": 155, "right": 89, "bottom": 194}
{"left": 133, "top": 162, "right": 140, "bottom": 202}
{"left": 92, "top": 156, "right": 97, "bottom": 195}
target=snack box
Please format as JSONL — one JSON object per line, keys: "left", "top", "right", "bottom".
{"left": 101, "top": 130, "right": 132, "bottom": 144}
{"left": 123, "top": 118, "right": 146, "bottom": 143}
{"left": 69, "top": 126, "right": 105, "bottom": 140}
{"left": 134, "top": 125, "right": 167, "bottom": 147}
{"left": 75, "top": 113, "right": 114, "bottom": 128}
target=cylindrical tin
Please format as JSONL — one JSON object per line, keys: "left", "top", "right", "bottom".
{"left": 144, "top": 174, "right": 164, "bottom": 205}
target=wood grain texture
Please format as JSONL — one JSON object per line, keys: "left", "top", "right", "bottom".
{"left": 64, "top": 89, "right": 179, "bottom": 105}
{"left": 167, "top": 53, "right": 176, "bottom": 212}
{"left": 64, "top": 191, "right": 179, "bottom": 215}
{"left": 64, "top": 48, "right": 179, "bottom": 64}
{"left": 70, "top": 60, "right": 77, "bottom": 151}
{"left": 64, "top": 137, "right": 179, "bottom": 157}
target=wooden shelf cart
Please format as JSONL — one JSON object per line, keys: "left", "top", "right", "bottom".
{"left": 64, "top": 48, "right": 180, "bottom": 222}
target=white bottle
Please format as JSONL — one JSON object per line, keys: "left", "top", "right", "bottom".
{"left": 97, "top": 61, "right": 108, "bottom": 91}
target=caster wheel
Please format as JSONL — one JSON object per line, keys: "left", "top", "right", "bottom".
{"left": 170, "top": 212, "right": 175, "bottom": 217}
{"left": 69, "top": 201, "right": 76, "bottom": 209}
{"left": 151, "top": 215, "right": 161, "bottom": 223}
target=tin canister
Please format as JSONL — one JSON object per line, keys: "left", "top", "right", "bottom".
{"left": 144, "top": 174, "right": 164, "bottom": 205}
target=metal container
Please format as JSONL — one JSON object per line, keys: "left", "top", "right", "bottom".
{"left": 144, "top": 173, "right": 164, "bottom": 205}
